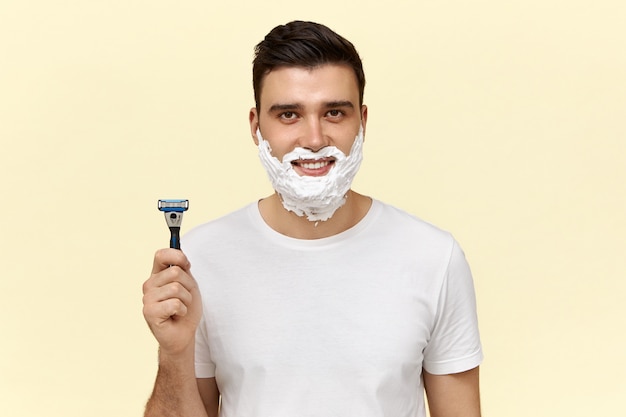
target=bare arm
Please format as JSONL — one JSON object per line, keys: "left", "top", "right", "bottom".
{"left": 143, "top": 248, "right": 216, "bottom": 417}
{"left": 198, "top": 378, "right": 220, "bottom": 417}
{"left": 423, "top": 367, "right": 481, "bottom": 417}
{"left": 144, "top": 347, "right": 214, "bottom": 416}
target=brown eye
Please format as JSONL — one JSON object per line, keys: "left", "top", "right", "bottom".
{"left": 327, "top": 110, "right": 342, "bottom": 118}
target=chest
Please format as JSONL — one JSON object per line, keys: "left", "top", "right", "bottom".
{"left": 200, "top": 251, "right": 441, "bottom": 378}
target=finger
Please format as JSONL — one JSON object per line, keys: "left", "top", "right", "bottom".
{"left": 143, "top": 284, "right": 193, "bottom": 320}
{"left": 148, "top": 281, "right": 193, "bottom": 307}
{"left": 145, "top": 298, "right": 189, "bottom": 326}
{"left": 145, "top": 265, "right": 198, "bottom": 294}
{"left": 151, "top": 248, "right": 191, "bottom": 274}
{"left": 163, "top": 298, "right": 188, "bottom": 320}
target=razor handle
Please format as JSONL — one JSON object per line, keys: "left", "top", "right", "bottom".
{"left": 169, "top": 227, "right": 181, "bottom": 250}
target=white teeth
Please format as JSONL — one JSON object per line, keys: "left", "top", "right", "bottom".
{"left": 300, "top": 161, "right": 330, "bottom": 170}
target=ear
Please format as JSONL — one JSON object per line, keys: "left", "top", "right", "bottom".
{"left": 360, "top": 104, "right": 368, "bottom": 138}
{"left": 249, "top": 107, "right": 260, "bottom": 145}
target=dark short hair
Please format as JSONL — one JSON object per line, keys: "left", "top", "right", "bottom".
{"left": 252, "top": 21, "right": 365, "bottom": 110}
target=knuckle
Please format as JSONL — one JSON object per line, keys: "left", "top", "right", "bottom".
{"left": 154, "top": 248, "right": 180, "bottom": 265}
{"left": 154, "top": 248, "right": 166, "bottom": 261}
{"left": 165, "top": 266, "right": 184, "bottom": 284}
{"left": 142, "top": 303, "right": 156, "bottom": 321}
{"left": 172, "top": 298, "right": 184, "bottom": 310}
{"left": 164, "top": 298, "right": 185, "bottom": 316}
{"left": 165, "top": 281, "right": 183, "bottom": 297}
{"left": 175, "top": 300, "right": 188, "bottom": 316}
{"left": 142, "top": 291, "right": 155, "bottom": 307}
{"left": 142, "top": 278, "right": 152, "bottom": 294}
{"left": 168, "top": 265, "right": 183, "bottom": 275}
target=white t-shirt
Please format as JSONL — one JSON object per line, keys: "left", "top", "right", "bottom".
{"left": 184, "top": 200, "right": 482, "bottom": 417}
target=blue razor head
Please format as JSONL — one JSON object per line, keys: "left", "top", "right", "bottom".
{"left": 158, "top": 199, "right": 189, "bottom": 212}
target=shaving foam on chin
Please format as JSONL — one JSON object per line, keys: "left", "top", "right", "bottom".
{"left": 257, "top": 126, "right": 364, "bottom": 222}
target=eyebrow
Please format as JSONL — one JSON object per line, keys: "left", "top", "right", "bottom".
{"left": 268, "top": 103, "right": 304, "bottom": 113}
{"left": 268, "top": 100, "right": 355, "bottom": 113}
{"left": 323, "top": 100, "right": 355, "bottom": 109}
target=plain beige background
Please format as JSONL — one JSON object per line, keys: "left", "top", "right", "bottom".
{"left": 1, "top": 1, "right": 624, "bottom": 415}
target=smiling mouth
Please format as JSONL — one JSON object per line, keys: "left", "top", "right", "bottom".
{"left": 295, "top": 160, "right": 332, "bottom": 169}
{"left": 291, "top": 158, "right": 335, "bottom": 174}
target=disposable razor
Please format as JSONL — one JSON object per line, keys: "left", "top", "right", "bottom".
{"left": 157, "top": 199, "right": 189, "bottom": 250}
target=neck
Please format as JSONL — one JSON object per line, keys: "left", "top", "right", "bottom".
{"left": 258, "top": 190, "right": 372, "bottom": 239}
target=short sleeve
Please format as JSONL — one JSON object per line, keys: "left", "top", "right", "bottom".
{"left": 194, "top": 314, "right": 216, "bottom": 378}
{"left": 423, "top": 240, "right": 483, "bottom": 374}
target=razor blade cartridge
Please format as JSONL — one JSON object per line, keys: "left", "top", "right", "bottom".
{"left": 158, "top": 199, "right": 189, "bottom": 212}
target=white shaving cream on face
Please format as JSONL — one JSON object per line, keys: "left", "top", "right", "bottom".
{"left": 257, "top": 126, "right": 364, "bottom": 222}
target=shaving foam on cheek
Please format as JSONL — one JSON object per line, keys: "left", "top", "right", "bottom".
{"left": 257, "top": 126, "right": 364, "bottom": 222}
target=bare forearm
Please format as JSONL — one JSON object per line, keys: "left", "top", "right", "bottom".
{"left": 145, "top": 347, "right": 208, "bottom": 417}
{"left": 424, "top": 367, "right": 481, "bottom": 417}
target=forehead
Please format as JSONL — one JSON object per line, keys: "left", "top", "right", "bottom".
{"left": 259, "top": 64, "right": 360, "bottom": 108}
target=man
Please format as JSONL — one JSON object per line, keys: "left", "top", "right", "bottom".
{"left": 142, "top": 21, "right": 482, "bottom": 417}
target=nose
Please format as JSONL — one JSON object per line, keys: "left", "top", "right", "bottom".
{"left": 300, "top": 120, "right": 329, "bottom": 152}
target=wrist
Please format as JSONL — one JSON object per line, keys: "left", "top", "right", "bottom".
{"left": 158, "top": 340, "right": 195, "bottom": 368}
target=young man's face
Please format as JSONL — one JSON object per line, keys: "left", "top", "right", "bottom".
{"left": 250, "top": 64, "right": 367, "bottom": 177}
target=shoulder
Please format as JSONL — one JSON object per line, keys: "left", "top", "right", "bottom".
{"left": 372, "top": 200, "right": 456, "bottom": 249}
